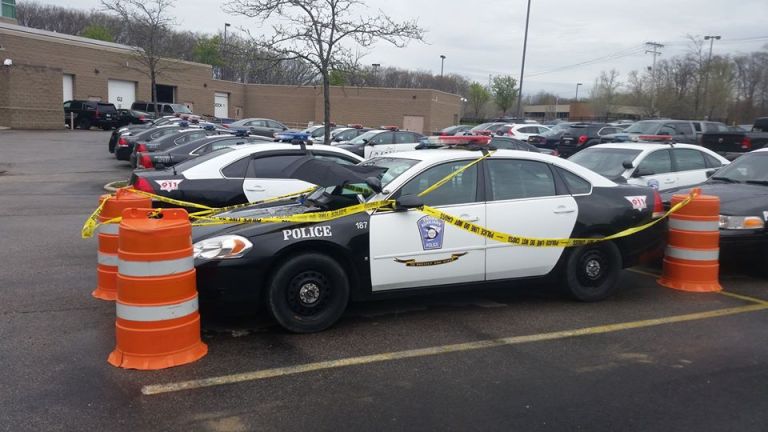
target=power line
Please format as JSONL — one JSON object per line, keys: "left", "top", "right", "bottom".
{"left": 526, "top": 44, "right": 646, "bottom": 77}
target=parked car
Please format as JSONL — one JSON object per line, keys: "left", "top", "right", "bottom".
{"left": 432, "top": 125, "right": 473, "bottom": 136}
{"left": 495, "top": 124, "right": 552, "bottom": 140}
{"left": 137, "top": 134, "right": 272, "bottom": 169}
{"left": 190, "top": 147, "right": 665, "bottom": 332}
{"left": 601, "top": 120, "right": 698, "bottom": 145}
{"left": 63, "top": 100, "right": 119, "bottom": 130}
{"left": 468, "top": 122, "right": 506, "bottom": 135}
{"left": 700, "top": 117, "right": 768, "bottom": 160}
{"left": 336, "top": 129, "right": 425, "bottom": 158}
{"left": 130, "top": 101, "right": 193, "bottom": 116}
{"left": 488, "top": 136, "right": 557, "bottom": 155}
{"left": 115, "top": 124, "right": 186, "bottom": 161}
{"left": 663, "top": 148, "right": 768, "bottom": 266}
{"left": 131, "top": 127, "right": 230, "bottom": 168}
{"left": 568, "top": 143, "right": 729, "bottom": 191}
{"left": 325, "top": 126, "right": 371, "bottom": 144}
{"left": 556, "top": 123, "right": 620, "bottom": 157}
{"left": 129, "top": 143, "right": 363, "bottom": 207}
{"left": 225, "top": 118, "right": 289, "bottom": 138}
{"left": 108, "top": 116, "right": 182, "bottom": 153}
{"left": 116, "top": 109, "right": 154, "bottom": 127}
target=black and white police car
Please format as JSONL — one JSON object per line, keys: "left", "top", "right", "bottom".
{"left": 130, "top": 143, "right": 363, "bottom": 207}
{"left": 191, "top": 137, "right": 666, "bottom": 333}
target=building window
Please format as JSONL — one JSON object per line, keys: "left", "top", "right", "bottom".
{"left": 1, "top": 0, "right": 16, "bottom": 19}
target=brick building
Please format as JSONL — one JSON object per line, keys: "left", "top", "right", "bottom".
{"left": 0, "top": 20, "right": 460, "bottom": 132}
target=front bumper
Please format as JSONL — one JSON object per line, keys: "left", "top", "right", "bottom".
{"left": 195, "top": 258, "right": 271, "bottom": 305}
{"left": 719, "top": 229, "right": 768, "bottom": 261}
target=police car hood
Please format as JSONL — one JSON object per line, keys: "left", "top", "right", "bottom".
{"left": 663, "top": 181, "right": 768, "bottom": 215}
{"left": 191, "top": 202, "right": 320, "bottom": 241}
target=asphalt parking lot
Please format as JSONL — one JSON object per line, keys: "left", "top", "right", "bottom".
{"left": 2, "top": 130, "right": 768, "bottom": 432}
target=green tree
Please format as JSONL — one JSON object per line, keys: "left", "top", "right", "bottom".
{"left": 193, "top": 36, "right": 223, "bottom": 67}
{"left": 329, "top": 69, "right": 346, "bottom": 86}
{"left": 467, "top": 82, "right": 491, "bottom": 119}
{"left": 80, "top": 24, "right": 114, "bottom": 42}
{"left": 491, "top": 75, "right": 518, "bottom": 116}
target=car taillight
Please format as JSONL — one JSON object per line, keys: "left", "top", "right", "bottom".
{"left": 139, "top": 153, "right": 153, "bottom": 169}
{"left": 577, "top": 135, "right": 588, "bottom": 145}
{"left": 94, "top": 107, "right": 100, "bottom": 119}
{"left": 133, "top": 177, "right": 154, "bottom": 193}
{"left": 741, "top": 136, "right": 752, "bottom": 150}
{"left": 222, "top": 124, "right": 230, "bottom": 128}
{"left": 652, "top": 190, "right": 664, "bottom": 219}
{"left": 136, "top": 143, "right": 148, "bottom": 153}
{"left": 138, "top": 115, "right": 145, "bottom": 121}
{"left": 118, "top": 137, "right": 128, "bottom": 147}
{"left": 508, "top": 130, "right": 515, "bottom": 136}
{"left": 552, "top": 149, "right": 560, "bottom": 157}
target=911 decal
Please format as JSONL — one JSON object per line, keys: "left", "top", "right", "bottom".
{"left": 418, "top": 215, "right": 444, "bottom": 250}
{"left": 625, "top": 195, "right": 647, "bottom": 210}
{"left": 155, "top": 179, "right": 183, "bottom": 192}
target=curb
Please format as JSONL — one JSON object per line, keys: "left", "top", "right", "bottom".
{"left": 105, "top": 180, "right": 129, "bottom": 193}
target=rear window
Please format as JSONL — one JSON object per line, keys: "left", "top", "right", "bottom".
{"left": 569, "top": 148, "right": 642, "bottom": 178}
{"left": 176, "top": 148, "right": 236, "bottom": 173}
{"left": 98, "top": 104, "right": 117, "bottom": 113}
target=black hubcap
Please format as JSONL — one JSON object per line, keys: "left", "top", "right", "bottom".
{"left": 286, "top": 271, "right": 331, "bottom": 317}
{"left": 577, "top": 249, "right": 608, "bottom": 287}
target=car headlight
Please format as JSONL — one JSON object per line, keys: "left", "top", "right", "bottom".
{"left": 718, "top": 215, "right": 765, "bottom": 230}
{"left": 193, "top": 235, "right": 253, "bottom": 260}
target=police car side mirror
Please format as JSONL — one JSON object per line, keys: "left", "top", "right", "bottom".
{"left": 364, "top": 176, "right": 382, "bottom": 193}
{"left": 632, "top": 168, "right": 653, "bottom": 177}
{"left": 622, "top": 160, "right": 634, "bottom": 169}
{"left": 395, "top": 194, "right": 424, "bottom": 211}
{"left": 706, "top": 168, "right": 717, "bottom": 178}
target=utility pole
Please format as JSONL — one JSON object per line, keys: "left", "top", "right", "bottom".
{"left": 516, "top": 0, "right": 532, "bottom": 118}
{"left": 223, "top": 23, "right": 231, "bottom": 81}
{"left": 371, "top": 63, "right": 380, "bottom": 86}
{"left": 575, "top": 82, "right": 582, "bottom": 102}
{"left": 645, "top": 41, "right": 663, "bottom": 117}
{"left": 439, "top": 55, "right": 446, "bottom": 78}
{"left": 703, "top": 35, "right": 721, "bottom": 120}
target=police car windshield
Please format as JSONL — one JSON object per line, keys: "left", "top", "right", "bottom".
{"left": 349, "top": 131, "right": 380, "bottom": 145}
{"left": 362, "top": 157, "right": 419, "bottom": 187}
{"left": 569, "top": 148, "right": 642, "bottom": 178}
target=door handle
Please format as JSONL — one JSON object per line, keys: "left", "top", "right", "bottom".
{"left": 663, "top": 178, "right": 675, "bottom": 184}
{"left": 245, "top": 185, "right": 265, "bottom": 192}
{"left": 553, "top": 206, "right": 576, "bottom": 214}
{"left": 459, "top": 214, "right": 479, "bottom": 222}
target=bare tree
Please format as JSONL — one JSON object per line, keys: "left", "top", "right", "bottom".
{"left": 225, "top": 0, "right": 425, "bottom": 142}
{"left": 101, "top": 0, "right": 177, "bottom": 116}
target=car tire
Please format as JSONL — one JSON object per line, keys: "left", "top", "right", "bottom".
{"left": 78, "top": 118, "right": 92, "bottom": 130}
{"left": 563, "top": 240, "right": 622, "bottom": 302}
{"left": 267, "top": 253, "right": 350, "bottom": 333}
{"left": 102, "top": 125, "right": 112, "bottom": 131}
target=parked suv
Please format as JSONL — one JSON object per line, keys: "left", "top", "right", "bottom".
{"left": 63, "top": 100, "right": 119, "bottom": 130}
{"left": 601, "top": 120, "right": 698, "bottom": 144}
{"left": 130, "top": 101, "right": 193, "bottom": 116}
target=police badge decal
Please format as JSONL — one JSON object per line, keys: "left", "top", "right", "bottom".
{"left": 417, "top": 215, "right": 444, "bottom": 250}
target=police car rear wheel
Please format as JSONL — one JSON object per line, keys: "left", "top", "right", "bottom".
{"left": 564, "top": 241, "right": 622, "bottom": 302}
{"left": 268, "top": 253, "right": 350, "bottom": 333}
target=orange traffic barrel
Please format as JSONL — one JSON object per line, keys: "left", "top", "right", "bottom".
{"left": 93, "top": 189, "right": 152, "bottom": 301}
{"left": 108, "top": 208, "right": 208, "bottom": 370}
{"left": 658, "top": 189, "right": 722, "bottom": 292}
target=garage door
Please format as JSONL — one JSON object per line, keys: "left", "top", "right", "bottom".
{"left": 62, "top": 74, "right": 73, "bottom": 102}
{"left": 108, "top": 80, "right": 136, "bottom": 109}
{"left": 214, "top": 92, "right": 229, "bottom": 118}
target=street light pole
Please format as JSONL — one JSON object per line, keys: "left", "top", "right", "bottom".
{"left": 371, "top": 63, "right": 380, "bottom": 86}
{"left": 516, "top": 0, "right": 532, "bottom": 118}
{"left": 575, "top": 82, "right": 582, "bottom": 102}
{"left": 223, "top": 23, "right": 231, "bottom": 81}
{"left": 703, "top": 35, "right": 721, "bottom": 120}
{"left": 440, "top": 55, "right": 446, "bottom": 78}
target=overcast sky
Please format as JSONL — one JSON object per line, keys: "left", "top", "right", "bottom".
{"left": 35, "top": 0, "right": 768, "bottom": 97}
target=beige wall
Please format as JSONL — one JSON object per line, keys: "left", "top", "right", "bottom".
{"left": 0, "top": 63, "right": 62, "bottom": 129}
{"left": 0, "top": 22, "right": 461, "bottom": 131}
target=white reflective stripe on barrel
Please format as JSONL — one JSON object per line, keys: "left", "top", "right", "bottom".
{"left": 97, "top": 252, "right": 118, "bottom": 267}
{"left": 98, "top": 223, "right": 119, "bottom": 235}
{"left": 116, "top": 296, "right": 198, "bottom": 322}
{"left": 668, "top": 219, "right": 719, "bottom": 232}
{"left": 665, "top": 246, "right": 719, "bottom": 261}
{"left": 118, "top": 256, "right": 194, "bottom": 277}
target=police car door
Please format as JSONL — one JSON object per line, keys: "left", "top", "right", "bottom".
{"left": 242, "top": 153, "right": 313, "bottom": 202}
{"left": 364, "top": 132, "right": 396, "bottom": 159}
{"left": 369, "top": 160, "right": 486, "bottom": 291}
{"left": 632, "top": 149, "right": 677, "bottom": 191}
{"left": 484, "top": 158, "right": 578, "bottom": 279}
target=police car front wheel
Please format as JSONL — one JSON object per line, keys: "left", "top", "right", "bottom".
{"left": 267, "top": 253, "right": 350, "bottom": 333}
{"left": 564, "top": 240, "right": 622, "bottom": 302}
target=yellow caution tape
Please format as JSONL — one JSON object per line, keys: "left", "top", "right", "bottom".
{"left": 418, "top": 151, "right": 493, "bottom": 197}
{"left": 194, "top": 200, "right": 396, "bottom": 225}
{"left": 419, "top": 191, "right": 695, "bottom": 248}
{"left": 80, "top": 197, "right": 108, "bottom": 239}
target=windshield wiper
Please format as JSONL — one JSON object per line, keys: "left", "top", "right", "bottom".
{"left": 711, "top": 176, "right": 739, "bottom": 183}
{"left": 745, "top": 180, "right": 768, "bottom": 186}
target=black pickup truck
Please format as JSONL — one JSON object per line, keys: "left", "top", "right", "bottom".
{"left": 700, "top": 117, "right": 768, "bottom": 160}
